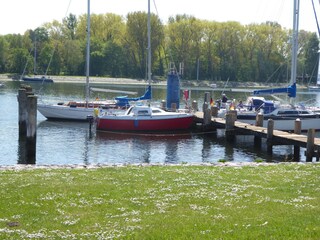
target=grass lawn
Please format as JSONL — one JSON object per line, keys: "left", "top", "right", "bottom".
{"left": 0, "top": 163, "right": 319, "bottom": 239}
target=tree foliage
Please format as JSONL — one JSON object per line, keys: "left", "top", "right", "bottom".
{"left": 0, "top": 12, "right": 318, "bottom": 84}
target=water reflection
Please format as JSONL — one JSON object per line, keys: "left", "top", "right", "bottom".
{"left": 95, "top": 131, "right": 192, "bottom": 164}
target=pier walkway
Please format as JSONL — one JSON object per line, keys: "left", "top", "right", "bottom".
{"left": 194, "top": 111, "right": 320, "bottom": 161}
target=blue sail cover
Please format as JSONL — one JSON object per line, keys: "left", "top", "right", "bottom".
{"left": 253, "top": 83, "right": 296, "bottom": 98}
{"left": 115, "top": 85, "right": 152, "bottom": 107}
{"left": 166, "top": 72, "right": 180, "bottom": 109}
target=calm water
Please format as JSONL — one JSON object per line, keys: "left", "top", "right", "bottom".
{"left": 1, "top": 80, "right": 320, "bottom": 165}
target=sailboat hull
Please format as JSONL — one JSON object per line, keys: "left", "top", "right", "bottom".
{"left": 96, "top": 110, "right": 194, "bottom": 132}
{"left": 237, "top": 115, "right": 320, "bottom": 131}
{"left": 22, "top": 76, "right": 54, "bottom": 83}
{"left": 38, "top": 104, "right": 95, "bottom": 121}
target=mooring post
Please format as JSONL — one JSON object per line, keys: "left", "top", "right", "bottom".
{"left": 211, "top": 106, "right": 218, "bottom": 117}
{"left": 171, "top": 103, "right": 177, "bottom": 111}
{"left": 202, "top": 92, "right": 210, "bottom": 113}
{"left": 160, "top": 100, "right": 166, "bottom": 109}
{"left": 255, "top": 113, "right": 264, "bottom": 127}
{"left": 293, "top": 119, "right": 301, "bottom": 161}
{"left": 225, "top": 110, "right": 237, "bottom": 130}
{"left": 203, "top": 103, "right": 211, "bottom": 125}
{"left": 306, "top": 129, "right": 315, "bottom": 162}
{"left": 18, "top": 88, "right": 30, "bottom": 136}
{"left": 254, "top": 113, "right": 263, "bottom": 149}
{"left": 18, "top": 86, "right": 34, "bottom": 164}
{"left": 225, "top": 110, "right": 237, "bottom": 141}
{"left": 87, "top": 115, "right": 94, "bottom": 138}
{"left": 192, "top": 100, "right": 198, "bottom": 111}
{"left": 267, "top": 119, "right": 274, "bottom": 154}
{"left": 26, "top": 95, "right": 37, "bottom": 164}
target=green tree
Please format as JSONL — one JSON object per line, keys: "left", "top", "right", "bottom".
{"left": 299, "top": 31, "right": 319, "bottom": 85}
{"left": 0, "top": 36, "right": 8, "bottom": 73}
{"left": 63, "top": 13, "right": 78, "bottom": 40}
{"left": 124, "top": 11, "right": 164, "bottom": 79}
{"left": 62, "top": 40, "right": 82, "bottom": 75}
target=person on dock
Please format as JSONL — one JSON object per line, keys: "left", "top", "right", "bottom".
{"left": 237, "top": 100, "right": 244, "bottom": 109}
{"left": 221, "top": 93, "right": 228, "bottom": 103}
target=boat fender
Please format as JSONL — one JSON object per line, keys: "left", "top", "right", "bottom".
{"left": 93, "top": 108, "right": 99, "bottom": 117}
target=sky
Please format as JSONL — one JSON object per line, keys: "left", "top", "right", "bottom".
{"left": 1, "top": 0, "right": 319, "bottom": 35}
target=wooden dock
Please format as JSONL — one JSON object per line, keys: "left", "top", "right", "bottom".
{"left": 194, "top": 111, "right": 320, "bottom": 162}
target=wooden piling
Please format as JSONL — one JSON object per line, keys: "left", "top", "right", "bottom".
{"left": 306, "top": 129, "right": 315, "bottom": 162}
{"left": 171, "top": 103, "right": 177, "bottom": 111}
{"left": 203, "top": 103, "right": 211, "bottom": 125}
{"left": 267, "top": 119, "right": 274, "bottom": 154}
{"left": 211, "top": 106, "right": 218, "bottom": 117}
{"left": 160, "top": 100, "right": 166, "bottom": 109}
{"left": 17, "top": 86, "right": 37, "bottom": 164}
{"left": 192, "top": 100, "right": 198, "bottom": 111}
{"left": 202, "top": 92, "right": 210, "bottom": 113}
{"left": 225, "top": 110, "right": 237, "bottom": 141}
{"left": 255, "top": 113, "right": 264, "bottom": 127}
{"left": 254, "top": 113, "right": 263, "bottom": 149}
{"left": 18, "top": 88, "right": 33, "bottom": 136}
{"left": 26, "top": 95, "right": 37, "bottom": 164}
{"left": 293, "top": 119, "right": 301, "bottom": 161}
{"left": 225, "top": 110, "right": 237, "bottom": 131}
{"left": 204, "top": 92, "right": 210, "bottom": 104}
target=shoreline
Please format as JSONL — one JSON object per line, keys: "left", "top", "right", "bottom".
{"left": 0, "top": 162, "right": 316, "bottom": 171}
{"left": 0, "top": 73, "right": 307, "bottom": 89}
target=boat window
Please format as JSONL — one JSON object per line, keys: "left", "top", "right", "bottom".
{"left": 278, "top": 110, "right": 298, "bottom": 115}
{"left": 152, "top": 110, "right": 162, "bottom": 113}
{"left": 299, "top": 111, "right": 310, "bottom": 114}
{"left": 137, "top": 110, "right": 150, "bottom": 116}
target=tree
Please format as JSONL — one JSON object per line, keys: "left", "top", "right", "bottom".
{"left": 63, "top": 13, "right": 78, "bottom": 40}
{"left": 124, "top": 11, "right": 164, "bottom": 79}
{"left": 166, "top": 15, "right": 199, "bottom": 79}
{"left": 300, "top": 32, "right": 319, "bottom": 85}
{"left": 62, "top": 40, "right": 82, "bottom": 75}
{"left": 0, "top": 36, "right": 8, "bottom": 73}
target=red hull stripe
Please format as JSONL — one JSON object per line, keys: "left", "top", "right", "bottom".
{"left": 97, "top": 117, "right": 194, "bottom": 131}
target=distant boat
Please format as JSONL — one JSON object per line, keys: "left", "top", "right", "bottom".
{"left": 19, "top": 30, "right": 54, "bottom": 83}
{"left": 95, "top": 0, "right": 195, "bottom": 132}
{"left": 22, "top": 75, "right": 54, "bottom": 83}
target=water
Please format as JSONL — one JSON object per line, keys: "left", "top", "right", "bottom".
{"left": 1, "top": 80, "right": 319, "bottom": 165}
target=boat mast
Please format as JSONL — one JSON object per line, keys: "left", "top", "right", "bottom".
{"left": 311, "top": 0, "right": 320, "bottom": 86}
{"left": 290, "top": 0, "right": 299, "bottom": 104}
{"left": 147, "top": 0, "right": 152, "bottom": 105}
{"left": 34, "top": 35, "right": 37, "bottom": 75}
{"left": 85, "top": 0, "right": 91, "bottom": 107}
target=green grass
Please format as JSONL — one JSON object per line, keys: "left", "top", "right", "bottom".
{"left": 0, "top": 163, "right": 319, "bottom": 239}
